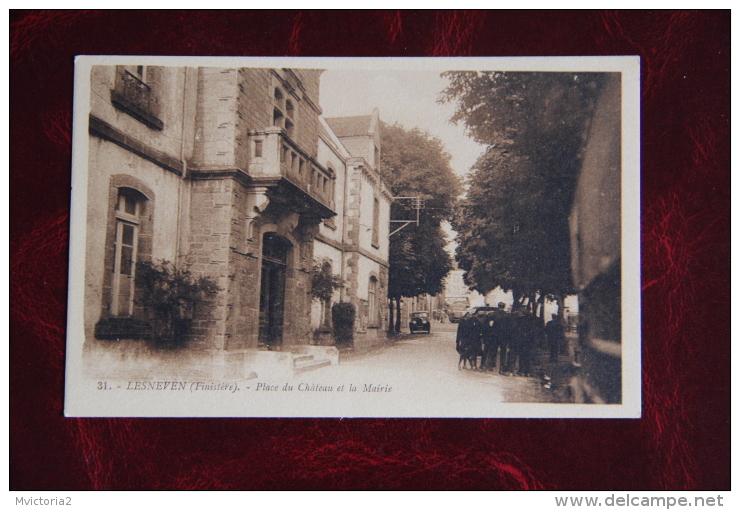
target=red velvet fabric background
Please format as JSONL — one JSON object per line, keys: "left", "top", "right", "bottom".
{"left": 9, "top": 10, "right": 730, "bottom": 490}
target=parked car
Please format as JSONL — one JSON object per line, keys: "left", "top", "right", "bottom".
{"left": 461, "top": 306, "right": 499, "bottom": 322}
{"left": 409, "top": 311, "right": 431, "bottom": 333}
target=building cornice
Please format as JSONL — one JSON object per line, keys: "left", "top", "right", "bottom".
{"left": 315, "top": 232, "right": 343, "bottom": 251}
{"left": 189, "top": 167, "right": 252, "bottom": 187}
{"left": 89, "top": 115, "right": 183, "bottom": 176}
{"left": 316, "top": 232, "right": 389, "bottom": 268}
{"left": 354, "top": 246, "right": 390, "bottom": 269}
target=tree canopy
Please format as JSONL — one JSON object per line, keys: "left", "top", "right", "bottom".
{"left": 380, "top": 122, "right": 462, "bottom": 225}
{"left": 379, "top": 122, "right": 461, "bottom": 329}
{"left": 440, "top": 71, "right": 606, "bottom": 300}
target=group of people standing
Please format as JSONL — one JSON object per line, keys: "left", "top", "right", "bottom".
{"left": 456, "top": 303, "right": 566, "bottom": 377}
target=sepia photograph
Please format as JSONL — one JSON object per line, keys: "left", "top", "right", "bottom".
{"left": 64, "top": 56, "right": 640, "bottom": 418}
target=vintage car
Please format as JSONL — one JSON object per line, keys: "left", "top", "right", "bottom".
{"left": 460, "top": 306, "right": 499, "bottom": 322}
{"left": 409, "top": 311, "right": 431, "bottom": 333}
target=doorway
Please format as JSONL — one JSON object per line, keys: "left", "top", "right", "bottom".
{"left": 258, "top": 233, "right": 291, "bottom": 350}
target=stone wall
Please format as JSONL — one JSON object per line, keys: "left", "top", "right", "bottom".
{"left": 192, "top": 68, "right": 239, "bottom": 169}
{"left": 236, "top": 68, "right": 272, "bottom": 169}
{"left": 185, "top": 178, "right": 234, "bottom": 350}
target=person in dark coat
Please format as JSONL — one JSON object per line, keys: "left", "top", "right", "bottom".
{"left": 456, "top": 315, "right": 482, "bottom": 369}
{"left": 479, "top": 313, "right": 496, "bottom": 371}
{"left": 497, "top": 311, "right": 513, "bottom": 374}
{"left": 505, "top": 307, "right": 541, "bottom": 376}
{"left": 481, "top": 303, "right": 508, "bottom": 371}
{"left": 517, "top": 310, "right": 543, "bottom": 376}
{"left": 468, "top": 316, "right": 484, "bottom": 369}
{"left": 545, "top": 314, "right": 565, "bottom": 362}
{"left": 504, "top": 308, "right": 524, "bottom": 374}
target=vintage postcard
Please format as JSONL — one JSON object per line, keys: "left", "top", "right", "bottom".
{"left": 64, "top": 56, "right": 640, "bottom": 418}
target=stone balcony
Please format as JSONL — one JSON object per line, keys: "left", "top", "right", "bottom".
{"left": 248, "top": 127, "right": 336, "bottom": 214}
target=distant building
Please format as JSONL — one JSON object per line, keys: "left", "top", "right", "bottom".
{"left": 314, "top": 110, "right": 391, "bottom": 349}
{"left": 84, "top": 65, "right": 390, "bottom": 377}
{"left": 443, "top": 269, "right": 486, "bottom": 308}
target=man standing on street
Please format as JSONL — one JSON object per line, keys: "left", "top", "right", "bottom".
{"left": 545, "top": 313, "right": 566, "bottom": 362}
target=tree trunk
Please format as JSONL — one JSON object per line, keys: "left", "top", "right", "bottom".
{"left": 388, "top": 298, "right": 395, "bottom": 334}
{"left": 556, "top": 294, "right": 565, "bottom": 321}
{"left": 537, "top": 293, "right": 546, "bottom": 326}
{"left": 395, "top": 297, "right": 402, "bottom": 333}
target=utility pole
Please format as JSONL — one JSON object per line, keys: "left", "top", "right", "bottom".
{"left": 389, "top": 196, "right": 423, "bottom": 236}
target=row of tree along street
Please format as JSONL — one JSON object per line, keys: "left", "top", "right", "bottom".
{"left": 379, "top": 122, "right": 462, "bottom": 332}
{"left": 381, "top": 72, "right": 609, "bottom": 331}
{"left": 441, "top": 71, "right": 606, "bottom": 322}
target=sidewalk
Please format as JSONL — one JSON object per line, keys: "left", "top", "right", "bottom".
{"left": 337, "top": 331, "right": 405, "bottom": 361}
{"left": 525, "top": 332, "right": 581, "bottom": 403}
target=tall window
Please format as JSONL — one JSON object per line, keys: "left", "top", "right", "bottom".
{"left": 368, "top": 276, "right": 378, "bottom": 327}
{"left": 111, "top": 191, "right": 141, "bottom": 316}
{"left": 372, "top": 197, "right": 380, "bottom": 247}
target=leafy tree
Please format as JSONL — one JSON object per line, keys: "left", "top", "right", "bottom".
{"left": 380, "top": 122, "right": 462, "bottom": 332}
{"left": 440, "top": 71, "right": 606, "bottom": 316}
{"left": 136, "top": 260, "right": 220, "bottom": 348}
{"left": 310, "top": 258, "right": 344, "bottom": 302}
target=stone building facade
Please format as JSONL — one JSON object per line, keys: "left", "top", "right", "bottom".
{"left": 84, "top": 65, "right": 390, "bottom": 378}
{"left": 323, "top": 110, "right": 391, "bottom": 349}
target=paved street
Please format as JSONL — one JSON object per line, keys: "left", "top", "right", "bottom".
{"left": 298, "top": 321, "right": 572, "bottom": 412}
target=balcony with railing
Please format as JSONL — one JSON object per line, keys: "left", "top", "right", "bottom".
{"left": 111, "top": 70, "right": 164, "bottom": 130}
{"left": 248, "top": 128, "right": 336, "bottom": 215}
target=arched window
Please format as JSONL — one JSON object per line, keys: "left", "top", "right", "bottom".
{"left": 112, "top": 189, "right": 144, "bottom": 317}
{"left": 272, "top": 86, "right": 296, "bottom": 138}
{"left": 368, "top": 276, "right": 378, "bottom": 327}
{"left": 272, "top": 107, "right": 284, "bottom": 127}
{"left": 95, "top": 177, "right": 155, "bottom": 340}
{"left": 372, "top": 197, "right": 380, "bottom": 247}
{"left": 285, "top": 100, "right": 294, "bottom": 119}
